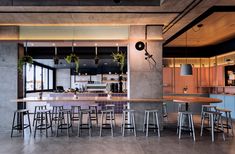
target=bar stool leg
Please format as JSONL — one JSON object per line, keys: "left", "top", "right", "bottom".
{"left": 200, "top": 112, "right": 205, "bottom": 136}
{"left": 190, "top": 114, "right": 196, "bottom": 141}
{"left": 11, "top": 112, "right": 16, "bottom": 137}
{"left": 34, "top": 113, "right": 39, "bottom": 138}
{"left": 27, "top": 111, "right": 32, "bottom": 134}
{"left": 66, "top": 112, "right": 69, "bottom": 137}
{"left": 146, "top": 112, "right": 149, "bottom": 137}
{"left": 21, "top": 112, "right": 24, "bottom": 137}
{"left": 211, "top": 114, "right": 214, "bottom": 142}
{"left": 95, "top": 107, "right": 98, "bottom": 127}
{"left": 78, "top": 112, "right": 82, "bottom": 137}
{"left": 143, "top": 111, "right": 146, "bottom": 132}
{"left": 45, "top": 112, "right": 48, "bottom": 137}
{"left": 153, "top": 112, "right": 156, "bottom": 133}
{"left": 122, "top": 111, "right": 126, "bottom": 137}
{"left": 188, "top": 114, "right": 192, "bottom": 136}
{"left": 49, "top": 111, "right": 53, "bottom": 136}
{"left": 89, "top": 112, "right": 92, "bottom": 137}
{"left": 229, "top": 112, "right": 234, "bottom": 136}
{"left": 179, "top": 113, "right": 183, "bottom": 139}
{"left": 121, "top": 111, "right": 124, "bottom": 133}
{"left": 220, "top": 115, "right": 225, "bottom": 141}
{"left": 132, "top": 112, "right": 136, "bottom": 137}
{"left": 100, "top": 112, "right": 103, "bottom": 137}
{"left": 155, "top": 112, "right": 160, "bottom": 137}
{"left": 110, "top": 112, "right": 114, "bottom": 137}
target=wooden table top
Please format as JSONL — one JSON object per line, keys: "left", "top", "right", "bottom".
{"left": 163, "top": 96, "right": 222, "bottom": 103}
{"left": 13, "top": 96, "right": 222, "bottom": 104}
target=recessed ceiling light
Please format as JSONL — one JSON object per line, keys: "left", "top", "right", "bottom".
{"left": 83, "top": 64, "right": 87, "bottom": 66}
{"left": 104, "top": 63, "right": 108, "bottom": 65}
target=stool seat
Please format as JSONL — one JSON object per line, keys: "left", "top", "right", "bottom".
{"left": 145, "top": 109, "right": 159, "bottom": 112}
{"left": 36, "top": 109, "right": 50, "bottom": 113}
{"left": 123, "top": 109, "right": 135, "bottom": 112}
{"left": 204, "top": 111, "right": 221, "bottom": 115}
{"left": 101, "top": 109, "right": 114, "bottom": 113}
{"left": 14, "top": 109, "right": 29, "bottom": 113}
{"left": 216, "top": 108, "right": 231, "bottom": 112}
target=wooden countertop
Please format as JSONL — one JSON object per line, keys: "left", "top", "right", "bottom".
{"left": 13, "top": 96, "right": 222, "bottom": 104}
{"left": 163, "top": 96, "right": 222, "bottom": 103}
{"left": 14, "top": 97, "right": 169, "bottom": 103}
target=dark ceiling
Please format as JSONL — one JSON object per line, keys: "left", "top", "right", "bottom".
{"left": 28, "top": 46, "right": 128, "bottom": 74}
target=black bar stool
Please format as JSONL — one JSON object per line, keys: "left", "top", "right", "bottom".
{"left": 11, "top": 109, "right": 31, "bottom": 137}
{"left": 89, "top": 104, "right": 99, "bottom": 127}
{"left": 71, "top": 106, "right": 81, "bottom": 126}
{"left": 143, "top": 109, "right": 160, "bottom": 137}
{"left": 121, "top": 109, "right": 136, "bottom": 137}
{"left": 105, "top": 104, "right": 116, "bottom": 126}
{"left": 56, "top": 109, "right": 72, "bottom": 137}
{"left": 178, "top": 111, "right": 196, "bottom": 141}
{"left": 100, "top": 109, "right": 114, "bottom": 137}
{"left": 77, "top": 109, "right": 92, "bottom": 137}
{"left": 52, "top": 106, "right": 64, "bottom": 124}
{"left": 34, "top": 109, "right": 53, "bottom": 138}
{"left": 33, "top": 105, "right": 47, "bottom": 126}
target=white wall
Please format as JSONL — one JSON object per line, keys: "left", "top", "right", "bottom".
{"left": 56, "top": 69, "right": 71, "bottom": 90}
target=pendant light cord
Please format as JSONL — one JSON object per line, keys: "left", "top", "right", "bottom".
{"left": 185, "top": 31, "right": 188, "bottom": 64}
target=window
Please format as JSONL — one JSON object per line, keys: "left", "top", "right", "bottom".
{"left": 25, "top": 62, "right": 54, "bottom": 93}
{"left": 26, "top": 63, "right": 34, "bottom": 91}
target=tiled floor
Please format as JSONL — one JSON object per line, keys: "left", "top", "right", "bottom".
{"left": 1, "top": 113, "right": 235, "bottom": 154}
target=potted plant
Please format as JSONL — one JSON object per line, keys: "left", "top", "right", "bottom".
{"left": 112, "top": 51, "right": 125, "bottom": 72}
{"left": 65, "top": 53, "right": 79, "bottom": 73}
{"left": 18, "top": 55, "right": 33, "bottom": 74}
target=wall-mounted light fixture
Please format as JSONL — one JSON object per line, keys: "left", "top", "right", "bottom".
{"left": 94, "top": 43, "right": 99, "bottom": 65}
{"left": 135, "top": 26, "right": 156, "bottom": 64}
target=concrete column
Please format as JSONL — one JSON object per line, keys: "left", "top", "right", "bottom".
{"left": 0, "top": 42, "right": 19, "bottom": 131}
{"left": 128, "top": 25, "right": 163, "bottom": 130}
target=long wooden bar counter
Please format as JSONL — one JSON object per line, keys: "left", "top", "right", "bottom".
{"left": 14, "top": 96, "right": 222, "bottom": 104}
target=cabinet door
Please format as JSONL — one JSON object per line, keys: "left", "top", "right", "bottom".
{"left": 216, "top": 95, "right": 225, "bottom": 109}
{"left": 224, "top": 95, "right": 235, "bottom": 119}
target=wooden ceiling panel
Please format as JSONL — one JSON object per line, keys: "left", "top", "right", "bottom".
{"left": 166, "top": 12, "right": 235, "bottom": 47}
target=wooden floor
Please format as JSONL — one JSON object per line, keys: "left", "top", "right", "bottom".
{"left": 1, "top": 113, "right": 235, "bottom": 154}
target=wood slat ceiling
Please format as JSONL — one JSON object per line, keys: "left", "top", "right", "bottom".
{"left": 165, "top": 12, "right": 235, "bottom": 47}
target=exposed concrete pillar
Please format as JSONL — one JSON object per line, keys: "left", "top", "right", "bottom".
{"left": 0, "top": 26, "right": 19, "bottom": 131}
{"left": 128, "top": 25, "right": 163, "bottom": 130}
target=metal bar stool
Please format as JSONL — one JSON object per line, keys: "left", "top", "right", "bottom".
{"left": 11, "top": 109, "right": 31, "bottom": 137}
{"left": 121, "top": 109, "right": 136, "bottom": 137}
{"left": 178, "top": 111, "right": 196, "bottom": 141}
{"left": 33, "top": 105, "right": 47, "bottom": 126}
{"left": 89, "top": 104, "right": 99, "bottom": 127}
{"left": 77, "top": 109, "right": 92, "bottom": 137}
{"left": 105, "top": 104, "right": 116, "bottom": 126}
{"left": 200, "top": 111, "right": 225, "bottom": 142}
{"left": 216, "top": 108, "right": 234, "bottom": 137}
{"left": 34, "top": 109, "right": 53, "bottom": 138}
{"left": 52, "top": 106, "right": 64, "bottom": 124}
{"left": 71, "top": 106, "right": 81, "bottom": 126}
{"left": 56, "top": 109, "right": 72, "bottom": 137}
{"left": 100, "top": 109, "right": 114, "bottom": 137}
{"left": 143, "top": 109, "right": 160, "bottom": 137}
{"left": 200, "top": 105, "right": 216, "bottom": 127}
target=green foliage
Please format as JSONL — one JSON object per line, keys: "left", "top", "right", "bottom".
{"left": 65, "top": 53, "right": 79, "bottom": 73}
{"left": 112, "top": 51, "right": 125, "bottom": 72}
{"left": 18, "top": 55, "right": 33, "bottom": 74}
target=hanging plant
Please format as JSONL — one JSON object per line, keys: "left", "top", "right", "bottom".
{"left": 18, "top": 55, "right": 33, "bottom": 74}
{"left": 112, "top": 51, "right": 125, "bottom": 72}
{"left": 65, "top": 53, "right": 79, "bottom": 73}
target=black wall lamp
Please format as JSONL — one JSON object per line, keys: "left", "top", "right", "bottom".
{"left": 135, "top": 25, "right": 156, "bottom": 64}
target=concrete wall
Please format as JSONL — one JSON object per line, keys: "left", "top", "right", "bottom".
{"left": 0, "top": 43, "right": 18, "bottom": 131}
{"left": 56, "top": 69, "right": 71, "bottom": 90}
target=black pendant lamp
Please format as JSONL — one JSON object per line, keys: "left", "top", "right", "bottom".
{"left": 180, "top": 31, "right": 193, "bottom": 76}
{"left": 94, "top": 44, "right": 99, "bottom": 65}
